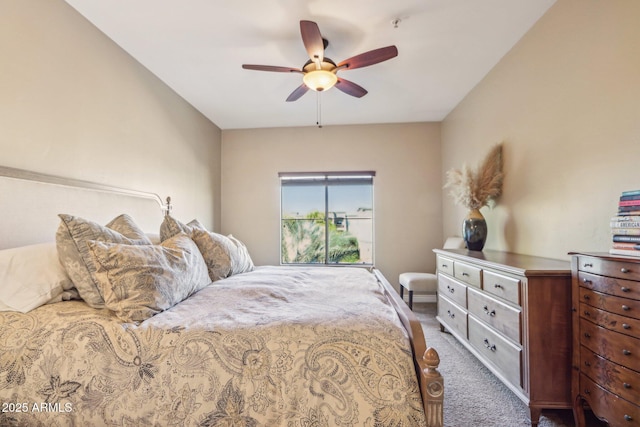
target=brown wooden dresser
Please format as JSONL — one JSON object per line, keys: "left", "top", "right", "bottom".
{"left": 434, "top": 249, "right": 572, "bottom": 426}
{"left": 570, "top": 252, "right": 640, "bottom": 426}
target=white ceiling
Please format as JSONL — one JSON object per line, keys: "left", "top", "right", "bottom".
{"left": 64, "top": 0, "right": 555, "bottom": 130}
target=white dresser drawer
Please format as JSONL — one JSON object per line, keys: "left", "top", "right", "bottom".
{"left": 467, "top": 287, "right": 521, "bottom": 344}
{"left": 483, "top": 269, "right": 521, "bottom": 305}
{"left": 437, "top": 295, "right": 467, "bottom": 339}
{"left": 436, "top": 255, "right": 455, "bottom": 276}
{"left": 454, "top": 261, "right": 482, "bottom": 288}
{"left": 437, "top": 273, "right": 467, "bottom": 308}
{"left": 468, "top": 316, "right": 522, "bottom": 388}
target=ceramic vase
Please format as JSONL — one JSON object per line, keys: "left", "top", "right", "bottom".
{"left": 462, "top": 208, "right": 487, "bottom": 251}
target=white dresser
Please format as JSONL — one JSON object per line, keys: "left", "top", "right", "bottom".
{"left": 434, "top": 249, "right": 572, "bottom": 426}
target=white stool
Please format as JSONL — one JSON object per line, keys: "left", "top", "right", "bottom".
{"left": 399, "top": 236, "right": 466, "bottom": 310}
{"left": 399, "top": 272, "right": 438, "bottom": 310}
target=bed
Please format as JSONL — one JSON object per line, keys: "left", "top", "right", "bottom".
{"left": 0, "top": 166, "right": 444, "bottom": 427}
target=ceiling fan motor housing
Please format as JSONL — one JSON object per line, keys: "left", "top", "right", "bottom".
{"left": 302, "top": 57, "right": 337, "bottom": 73}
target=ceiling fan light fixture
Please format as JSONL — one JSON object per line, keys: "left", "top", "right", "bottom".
{"left": 303, "top": 70, "right": 338, "bottom": 91}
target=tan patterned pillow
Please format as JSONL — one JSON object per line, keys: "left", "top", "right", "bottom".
{"left": 159, "top": 215, "right": 205, "bottom": 242}
{"left": 190, "top": 229, "right": 234, "bottom": 281}
{"left": 87, "top": 233, "right": 211, "bottom": 323}
{"left": 56, "top": 214, "right": 151, "bottom": 308}
{"left": 160, "top": 216, "right": 254, "bottom": 278}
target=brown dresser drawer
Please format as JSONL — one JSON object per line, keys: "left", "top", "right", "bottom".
{"left": 436, "top": 255, "right": 455, "bottom": 276}
{"left": 577, "top": 255, "right": 640, "bottom": 282}
{"left": 437, "top": 273, "right": 467, "bottom": 307}
{"left": 580, "top": 287, "right": 640, "bottom": 320}
{"left": 579, "top": 271, "right": 640, "bottom": 300}
{"left": 580, "top": 373, "right": 640, "bottom": 427}
{"left": 580, "top": 346, "right": 640, "bottom": 406}
{"left": 468, "top": 316, "right": 521, "bottom": 387}
{"left": 437, "top": 295, "right": 467, "bottom": 338}
{"left": 580, "top": 302, "right": 640, "bottom": 339}
{"left": 468, "top": 287, "right": 521, "bottom": 343}
{"left": 482, "top": 269, "right": 521, "bottom": 305}
{"left": 580, "top": 318, "right": 640, "bottom": 372}
{"left": 454, "top": 261, "right": 482, "bottom": 288}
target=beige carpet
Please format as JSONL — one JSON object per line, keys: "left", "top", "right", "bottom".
{"left": 413, "top": 303, "right": 605, "bottom": 427}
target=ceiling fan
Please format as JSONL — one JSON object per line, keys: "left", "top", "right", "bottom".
{"left": 242, "top": 20, "right": 398, "bottom": 102}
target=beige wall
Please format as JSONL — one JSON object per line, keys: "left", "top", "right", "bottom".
{"left": 0, "top": 0, "right": 222, "bottom": 232}
{"left": 221, "top": 123, "right": 442, "bottom": 285}
{"left": 8, "top": 0, "right": 636, "bottom": 277}
{"left": 441, "top": 0, "right": 640, "bottom": 261}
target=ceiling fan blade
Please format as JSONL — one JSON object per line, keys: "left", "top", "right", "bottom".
{"left": 300, "top": 20, "right": 324, "bottom": 63}
{"left": 286, "top": 84, "right": 310, "bottom": 102}
{"left": 242, "top": 64, "right": 303, "bottom": 73}
{"left": 335, "top": 78, "right": 368, "bottom": 98}
{"left": 337, "top": 45, "right": 398, "bottom": 70}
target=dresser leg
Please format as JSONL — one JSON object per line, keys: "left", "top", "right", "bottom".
{"left": 572, "top": 395, "right": 586, "bottom": 427}
{"left": 529, "top": 407, "right": 541, "bottom": 427}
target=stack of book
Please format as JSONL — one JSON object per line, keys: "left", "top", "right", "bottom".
{"left": 610, "top": 189, "right": 640, "bottom": 257}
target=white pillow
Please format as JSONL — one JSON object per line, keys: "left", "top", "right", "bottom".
{"left": 227, "top": 234, "right": 255, "bottom": 274}
{"left": 0, "top": 242, "right": 74, "bottom": 313}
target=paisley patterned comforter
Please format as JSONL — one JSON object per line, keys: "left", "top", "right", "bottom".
{"left": 0, "top": 266, "right": 426, "bottom": 426}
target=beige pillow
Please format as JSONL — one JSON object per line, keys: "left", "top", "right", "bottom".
{"left": 56, "top": 214, "right": 152, "bottom": 308}
{"left": 160, "top": 215, "right": 254, "bottom": 278}
{"left": 159, "top": 215, "right": 205, "bottom": 242}
{"left": 87, "top": 233, "right": 211, "bottom": 323}
{"left": 190, "top": 229, "right": 234, "bottom": 281}
{"left": 228, "top": 234, "right": 255, "bottom": 275}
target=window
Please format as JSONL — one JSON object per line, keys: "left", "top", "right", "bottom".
{"left": 280, "top": 171, "right": 374, "bottom": 265}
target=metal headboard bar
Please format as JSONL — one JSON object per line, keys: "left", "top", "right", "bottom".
{"left": 0, "top": 165, "right": 171, "bottom": 215}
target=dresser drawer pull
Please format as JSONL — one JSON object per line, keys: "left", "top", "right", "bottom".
{"left": 622, "top": 305, "right": 630, "bottom": 311}
{"left": 583, "top": 294, "right": 590, "bottom": 300}
{"left": 584, "top": 361, "right": 591, "bottom": 367}
{"left": 583, "top": 263, "right": 593, "bottom": 268}
{"left": 447, "top": 285, "right": 455, "bottom": 294}
{"left": 483, "top": 305, "right": 496, "bottom": 316}
{"left": 624, "top": 415, "right": 633, "bottom": 422}
{"left": 584, "top": 332, "right": 591, "bottom": 338}
{"left": 483, "top": 338, "right": 496, "bottom": 352}
{"left": 447, "top": 310, "right": 455, "bottom": 319}
{"left": 623, "top": 323, "right": 631, "bottom": 330}
{"left": 623, "top": 349, "right": 632, "bottom": 356}
{"left": 621, "top": 268, "right": 631, "bottom": 274}
{"left": 621, "top": 286, "right": 631, "bottom": 293}
{"left": 582, "top": 278, "right": 592, "bottom": 284}
{"left": 583, "top": 310, "right": 591, "bottom": 317}
{"left": 583, "top": 388, "right": 590, "bottom": 395}
{"left": 623, "top": 382, "right": 632, "bottom": 389}
{"left": 441, "top": 263, "right": 449, "bottom": 268}
{"left": 461, "top": 272, "right": 469, "bottom": 277}
{"left": 493, "top": 283, "right": 503, "bottom": 289}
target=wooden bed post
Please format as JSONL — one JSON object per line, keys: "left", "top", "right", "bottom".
{"left": 372, "top": 269, "right": 444, "bottom": 427}
{"left": 422, "top": 347, "right": 444, "bottom": 427}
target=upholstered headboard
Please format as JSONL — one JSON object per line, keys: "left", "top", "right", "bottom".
{"left": 0, "top": 165, "right": 170, "bottom": 250}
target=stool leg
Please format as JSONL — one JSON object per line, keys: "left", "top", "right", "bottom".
{"left": 400, "top": 285, "right": 404, "bottom": 299}
{"left": 408, "top": 290, "right": 414, "bottom": 310}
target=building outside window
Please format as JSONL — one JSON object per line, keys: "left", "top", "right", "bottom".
{"left": 280, "top": 171, "right": 374, "bottom": 265}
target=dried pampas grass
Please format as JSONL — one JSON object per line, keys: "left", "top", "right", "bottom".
{"left": 444, "top": 143, "right": 504, "bottom": 210}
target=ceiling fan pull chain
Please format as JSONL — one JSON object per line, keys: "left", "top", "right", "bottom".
{"left": 316, "top": 92, "right": 322, "bottom": 128}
